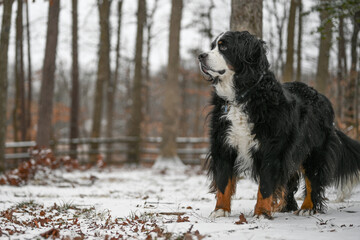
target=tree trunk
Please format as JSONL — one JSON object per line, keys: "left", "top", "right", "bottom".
{"left": 345, "top": 11, "right": 360, "bottom": 130}
{"left": 315, "top": 0, "right": 333, "bottom": 94}
{"left": 356, "top": 61, "right": 360, "bottom": 140}
{"left": 295, "top": 0, "right": 302, "bottom": 82}
{"left": 70, "top": 0, "right": 79, "bottom": 159}
{"left": 356, "top": 64, "right": 359, "bottom": 140}
{"left": 144, "top": 0, "right": 158, "bottom": 118}
{"left": 36, "top": 0, "right": 60, "bottom": 147}
{"left": 106, "top": 0, "right": 123, "bottom": 164}
{"left": 337, "top": 16, "right": 346, "bottom": 123}
{"left": 90, "top": 0, "right": 111, "bottom": 163}
{"left": 127, "top": 0, "right": 146, "bottom": 164}
{"left": 25, "top": 0, "right": 32, "bottom": 140}
{"left": 268, "top": 0, "right": 288, "bottom": 78}
{"left": 13, "top": 0, "right": 27, "bottom": 142}
{"left": 0, "top": 0, "right": 15, "bottom": 172}
{"left": 154, "top": 0, "right": 183, "bottom": 168}
{"left": 282, "top": 0, "right": 297, "bottom": 83}
{"left": 230, "top": 0, "right": 262, "bottom": 38}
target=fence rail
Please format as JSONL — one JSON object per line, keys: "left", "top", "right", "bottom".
{"left": 5, "top": 137, "right": 209, "bottom": 165}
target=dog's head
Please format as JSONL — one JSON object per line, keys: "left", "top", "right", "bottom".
{"left": 198, "top": 31, "right": 269, "bottom": 101}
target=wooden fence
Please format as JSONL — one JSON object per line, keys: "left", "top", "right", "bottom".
{"left": 5, "top": 137, "right": 209, "bottom": 166}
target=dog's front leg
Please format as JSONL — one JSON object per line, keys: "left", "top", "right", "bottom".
{"left": 254, "top": 186, "right": 273, "bottom": 219}
{"left": 210, "top": 177, "right": 236, "bottom": 218}
{"left": 254, "top": 162, "right": 278, "bottom": 219}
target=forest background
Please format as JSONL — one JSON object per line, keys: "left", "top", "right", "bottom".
{"left": 0, "top": 0, "right": 359, "bottom": 170}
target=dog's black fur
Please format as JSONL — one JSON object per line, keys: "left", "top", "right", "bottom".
{"left": 200, "top": 31, "right": 360, "bottom": 215}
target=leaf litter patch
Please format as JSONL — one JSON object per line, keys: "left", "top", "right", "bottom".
{"left": 0, "top": 200, "right": 206, "bottom": 239}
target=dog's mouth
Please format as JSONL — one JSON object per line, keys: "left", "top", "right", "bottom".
{"left": 199, "top": 62, "right": 225, "bottom": 82}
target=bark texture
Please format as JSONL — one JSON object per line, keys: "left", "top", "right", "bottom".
{"left": 315, "top": 0, "right": 333, "bottom": 94}
{"left": 70, "top": 0, "right": 79, "bottom": 159}
{"left": 295, "top": 0, "right": 302, "bottom": 82}
{"left": 0, "top": 0, "right": 14, "bottom": 172}
{"left": 90, "top": 0, "right": 111, "bottom": 163}
{"left": 106, "top": 0, "right": 123, "bottom": 163}
{"left": 282, "top": 0, "right": 297, "bottom": 82}
{"left": 230, "top": 0, "right": 262, "bottom": 38}
{"left": 337, "top": 16, "right": 346, "bottom": 121}
{"left": 36, "top": 0, "right": 60, "bottom": 147}
{"left": 144, "top": 0, "right": 158, "bottom": 117}
{"left": 158, "top": 0, "right": 183, "bottom": 159}
{"left": 13, "top": 0, "right": 27, "bottom": 142}
{"left": 127, "top": 0, "right": 146, "bottom": 164}
{"left": 344, "top": 11, "right": 360, "bottom": 129}
{"left": 25, "top": 0, "right": 32, "bottom": 140}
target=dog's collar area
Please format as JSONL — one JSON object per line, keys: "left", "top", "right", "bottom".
{"left": 238, "top": 73, "right": 265, "bottom": 102}
{"left": 222, "top": 73, "right": 265, "bottom": 114}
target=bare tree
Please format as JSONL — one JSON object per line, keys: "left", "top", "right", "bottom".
{"left": 127, "top": 0, "right": 146, "bottom": 164}
{"left": 106, "top": 0, "right": 123, "bottom": 163}
{"left": 70, "top": 0, "right": 79, "bottom": 159}
{"left": 25, "top": 0, "right": 32, "bottom": 140}
{"left": 13, "top": 0, "right": 27, "bottom": 142}
{"left": 336, "top": 16, "right": 347, "bottom": 122}
{"left": 90, "top": 0, "right": 112, "bottom": 163}
{"left": 345, "top": 11, "right": 359, "bottom": 131}
{"left": 144, "top": 0, "right": 158, "bottom": 116}
{"left": 36, "top": 0, "right": 61, "bottom": 147}
{"left": 354, "top": 12, "right": 360, "bottom": 139}
{"left": 154, "top": 0, "right": 184, "bottom": 168}
{"left": 267, "top": 0, "right": 288, "bottom": 78}
{"left": 282, "top": 0, "right": 297, "bottom": 82}
{"left": 0, "top": 0, "right": 15, "bottom": 172}
{"left": 196, "top": 0, "right": 215, "bottom": 41}
{"left": 315, "top": 0, "right": 333, "bottom": 94}
{"left": 295, "top": 0, "right": 302, "bottom": 82}
{"left": 230, "top": 0, "right": 262, "bottom": 37}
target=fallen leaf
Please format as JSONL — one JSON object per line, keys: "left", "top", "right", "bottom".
{"left": 40, "top": 228, "right": 60, "bottom": 239}
{"left": 235, "top": 213, "right": 248, "bottom": 225}
{"left": 177, "top": 215, "right": 190, "bottom": 222}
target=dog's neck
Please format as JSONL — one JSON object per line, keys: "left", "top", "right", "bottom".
{"left": 237, "top": 73, "right": 265, "bottom": 102}
{"left": 219, "top": 72, "right": 266, "bottom": 111}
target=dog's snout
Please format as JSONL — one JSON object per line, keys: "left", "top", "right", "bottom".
{"left": 198, "top": 53, "right": 208, "bottom": 61}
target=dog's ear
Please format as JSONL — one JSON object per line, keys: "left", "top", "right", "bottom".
{"left": 234, "top": 32, "right": 269, "bottom": 72}
{"left": 252, "top": 39, "right": 270, "bottom": 72}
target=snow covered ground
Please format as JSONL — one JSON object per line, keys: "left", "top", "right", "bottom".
{"left": 1, "top": 166, "right": 360, "bottom": 239}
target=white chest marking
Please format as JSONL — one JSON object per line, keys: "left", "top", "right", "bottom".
{"left": 224, "top": 105, "right": 259, "bottom": 172}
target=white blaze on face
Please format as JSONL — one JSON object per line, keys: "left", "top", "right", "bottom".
{"left": 205, "top": 33, "right": 236, "bottom": 101}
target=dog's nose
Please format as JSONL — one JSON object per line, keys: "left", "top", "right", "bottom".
{"left": 198, "top": 53, "right": 208, "bottom": 61}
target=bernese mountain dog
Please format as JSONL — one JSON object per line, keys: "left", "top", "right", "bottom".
{"left": 198, "top": 31, "right": 360, "bottom": 219}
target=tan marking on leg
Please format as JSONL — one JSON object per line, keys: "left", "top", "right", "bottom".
{"left": 254, "top": 187, "right": 273, "bottom": 218}
{"left": 300, "top": 177, "right": 314, "bottom": 210}
{"left": 214, "top": 178, "right": 236, "bottom": 212}
{"left": 272, "top": 188, "right": 286, "bottom": 212}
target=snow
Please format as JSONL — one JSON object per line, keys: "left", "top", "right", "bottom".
{"left": 1, "top": 166, "right": 360, "bottom": 239}
{"left": 153, "top": 156, "right": 186, "bottom": 170}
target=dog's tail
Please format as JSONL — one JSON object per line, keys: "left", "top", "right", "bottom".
{"left": 334, "top": 130, "right": 360, "bottom": 201}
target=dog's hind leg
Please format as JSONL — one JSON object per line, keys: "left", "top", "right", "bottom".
{"left": 210, "top": 177, "right": 236, "bottom": 218}
{"left": 279, "top": 173, "right": 299, "bottom": 212}
{"left": 296, "top": 157, "right": 329, "bottom": 215}
{"left": 295, "top": 176, "right": 317, "bottom": 215}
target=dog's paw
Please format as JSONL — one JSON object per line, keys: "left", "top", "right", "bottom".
{"left": 254, "top": 213, "right": 273, "bottom": 220}
{"left": 294, "top": 209, "right": 316, "bottom": 216}
{"left": 209, "top": 209, "right": 230, "bottom": 219}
